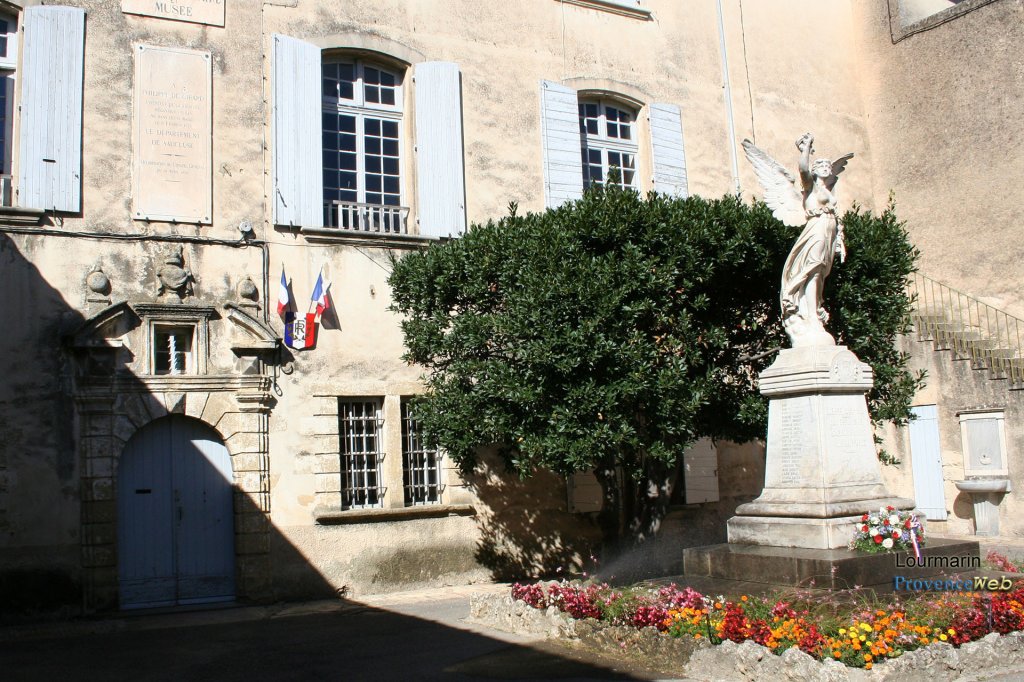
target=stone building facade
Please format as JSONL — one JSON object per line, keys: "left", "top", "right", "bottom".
{"left": 0, "top": 0, "right": 1020, "bottom": 613}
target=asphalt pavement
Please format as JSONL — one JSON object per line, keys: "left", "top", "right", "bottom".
{"left": 0, "top": 584, "right": 683, "bottom": 682}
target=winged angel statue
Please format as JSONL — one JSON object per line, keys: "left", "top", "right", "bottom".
{"left": 742, "top": 133, "right": 853, "bottom": 348}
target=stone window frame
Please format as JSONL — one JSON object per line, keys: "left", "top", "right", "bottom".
{"left": 578, "top": 97, "right": 639, "bottom": 191}
{"left": 312, "top": 393, "right": 472, "bottom": 524}
{"left": 134, "top": 303, "right": 215, "bottom": 376}
{"left": 957, "top": 408, "right": 1009, "bottom": 478}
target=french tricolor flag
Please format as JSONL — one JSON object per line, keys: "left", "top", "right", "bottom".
{"left": 311, "top": 268, "right": 330, "bottom": 320}
{"left": 277, "top": 266, "right": 290, "bottom": 316}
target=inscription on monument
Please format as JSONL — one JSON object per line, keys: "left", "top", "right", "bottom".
{"left": 825, "top": 400, "right": 867, "bottom": 460}
{"left": 122, "top": 0, "right": 225, "bottom": 28}
{"left": 772, "top": 397, "right": 813, "bottom": 484}
{"left": 133, "top": 45, "right": 212, "bottom": 224}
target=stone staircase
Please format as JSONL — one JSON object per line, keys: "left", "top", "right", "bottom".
{"left": 910, "top": 272, "right": 1024, "bottom": 388}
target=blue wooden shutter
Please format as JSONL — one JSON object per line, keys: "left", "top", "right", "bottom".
{"left": 414, "top": 62, "right": 466, "bottom": 238}
{"left": 18, "top": 6, "right": 85, "bottom": 212}
{"left": 649, "top": 103, "right": 688, "bottom": 198}
{"left": 909, "top": 405, "right": 948, "bottom": 520}
{"left": 539, "top": 81, "right": 583, "bottom": 209}
{"left": 272, "top": 35, "right": 322, "bottom": 227}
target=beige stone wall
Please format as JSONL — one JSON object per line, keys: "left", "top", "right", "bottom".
{"left": 851, "top": 0, "right": 1024, "bottom": 315}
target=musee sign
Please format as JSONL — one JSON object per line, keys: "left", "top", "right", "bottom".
{"left": 122, "top": 0, "right": 225, "bottom": 28}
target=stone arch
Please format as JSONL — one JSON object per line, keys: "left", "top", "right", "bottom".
{"left": 76, "top": 378, "right": 271, "bottom": 612}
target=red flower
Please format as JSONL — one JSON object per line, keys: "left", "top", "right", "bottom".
{"left": 893, "top": 531, "right": 901, "bottom": 539}
{"left": 873, "top": 535, "right": 883, "bottom": 544}
{"left": 862, "top": 514, "right": 869, "bottom": 521}
{"left": 905, "top": 520, "right": 912, "bottom": 529}
{"left": 886, "top": 505, "right": 895, "bottom": 511}
{"left": 862, "top": 524, "right": 869, "bottom": 532}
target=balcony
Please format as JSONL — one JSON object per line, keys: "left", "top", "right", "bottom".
{"left": 323, "top": 201, "right": 409, "bottom": 235}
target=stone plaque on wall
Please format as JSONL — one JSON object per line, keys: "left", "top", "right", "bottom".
{"left": 122, "top": 0, "right": 225, "bottom": 28}
{"left": 133, "top": 45, "right": 212, "bottom": 224}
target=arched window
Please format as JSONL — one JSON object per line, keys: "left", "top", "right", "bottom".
{"left": 578, "top": 98, "right": 638, "bottom": 190}
{"left": 321, "top": 59, "right": 405, "bottom": 230}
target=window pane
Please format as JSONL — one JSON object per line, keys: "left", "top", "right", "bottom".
{"left": 323, "top": 113, "right": 338, "bottom": 132}
{"left": 338, "top": 116, "right": 356, "bottom": 133}
{"left": 365, "top": 137, "right": 381, "bottom": 154}
{"left": 383, "top": 176, "right": 399, "bottom": 194}
{"left": 366, "top": 118, "right": 380, "bottom": 135}
{"left": 340, "top": 133, "right": 356, "bottom": 152}
{"left": 382, "top": 120, "right": 398, "bottom": 137}
{"left": 364, "top": 67, "right": 380, "bottom": 85}
{"left": 339, "top": 152, "right": 357, "bottom": 171}
{"left": 383, "top": 157, "right": 399, "bottom": 175}
{"left": 383, "top": 139, "right": 399, "bottom": 156}
{"left": 365, "top": 156, "right": 381, "bottom": 173}
{"left": 366, "top": 175, "right": 382, "bottom": 192}
{"left": 365, "top": 86, "right": 380, "bottom": 104}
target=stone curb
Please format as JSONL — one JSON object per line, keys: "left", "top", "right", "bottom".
{"left": 469, "top": 594, "right": 1024, "bottom": 682}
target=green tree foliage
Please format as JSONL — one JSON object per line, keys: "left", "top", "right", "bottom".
{"left": 388, "top": 186, "right": 923, "bottom": 540}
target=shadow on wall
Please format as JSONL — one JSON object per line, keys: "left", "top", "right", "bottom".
{"left": 0, "top": 232, "right": 339, "bottom": 619}
{"left": 0, "top": 231, "right": 86, "bottom": 616}
{"left": 468, "top": 449, "right": 603, "bottom": 582}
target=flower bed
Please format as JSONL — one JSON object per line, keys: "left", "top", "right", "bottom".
{"left": 509, "top": 576, "right": 1024, "bottom": 670}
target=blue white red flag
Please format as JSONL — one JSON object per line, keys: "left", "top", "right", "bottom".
{"left": 284, "top": 311, "right": 317, "bottom": 350}
{"left": 311, "top": 269, "right": 330, "bottom": 319}
{"left": 277, "top": 266, "right": 290, "bottom": 316}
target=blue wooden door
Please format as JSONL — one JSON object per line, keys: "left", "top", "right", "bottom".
{"left": 909, "top": 405, "right": 948, "bottom": 520}
{"left": 118, "top": 416, "right": 235, "bottom": 609}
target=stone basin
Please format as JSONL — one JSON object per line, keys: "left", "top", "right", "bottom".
{"left": 955, "top": 478, "right": 1011, "bottom": 494}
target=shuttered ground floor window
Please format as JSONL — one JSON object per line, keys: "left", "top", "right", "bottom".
{"left": 339, "top": 399, "right": 385, "bottom": 509}
{"left": 401, "top": 400, "right": 443, "bottom": 506}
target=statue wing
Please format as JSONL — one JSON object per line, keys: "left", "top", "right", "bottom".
{"left": 824, "top": 153, "right": 854, "bottom": 191}
{"left": 741, "top": 139, "right": 806, "bottom": 227}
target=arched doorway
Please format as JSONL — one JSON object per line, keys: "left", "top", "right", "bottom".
{"left": 117, "top": 415, "right": 235, "bottom": 609}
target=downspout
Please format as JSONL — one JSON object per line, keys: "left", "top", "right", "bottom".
{"left": 716, "top": 0, "right": 741, "bottom": 196}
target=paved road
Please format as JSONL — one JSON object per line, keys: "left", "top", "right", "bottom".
{"left": 0, "top": 585, "right": 680, "bottom": 681}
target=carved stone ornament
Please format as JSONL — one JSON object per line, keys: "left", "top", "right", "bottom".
{"left": 156, "top": 245, "right": 193, "bottom": 300}
{"left": 237, "top": 276, "right": 258, "bottom": 302}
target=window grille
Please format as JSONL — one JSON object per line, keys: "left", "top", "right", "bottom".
{"left": 338, "top": 400, "right": 385, "bottom": 509}
{"left": 401, "top": 401, "right": 443, "bottom": 506}
{"left": 153, "top": 325, "right": 195, "bottom": 375}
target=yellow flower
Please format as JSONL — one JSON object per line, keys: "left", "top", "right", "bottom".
{"left": 859, "top": 635, "right": 866, "bottom": 642}
{"left": 939, "top": 634, "right": 948, "bottom": 641}
{"left": 839, "top": 628, "right": 847, "bottom": 635}
{"left": 948, "top": 628, "right": 956, "bottom": 635}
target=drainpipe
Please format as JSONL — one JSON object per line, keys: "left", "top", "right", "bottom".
{"left": 716, "top": 0, "right": 741, "bottom": 196}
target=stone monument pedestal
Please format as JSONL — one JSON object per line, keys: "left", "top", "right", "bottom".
{"left": 726, "top": 345, "right": 914, "bottom": 550}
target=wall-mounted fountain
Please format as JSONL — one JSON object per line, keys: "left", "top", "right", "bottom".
{"left": 955, "top": 410, "right": 1011, "bottom": 536}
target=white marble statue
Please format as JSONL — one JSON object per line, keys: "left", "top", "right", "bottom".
{"left": 742, "top": 134, "right": 853, "bottom": 347}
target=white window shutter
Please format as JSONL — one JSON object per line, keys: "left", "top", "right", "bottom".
{"left": 272, "top": 34, "right": 322, "bottom": 227}
{"left": 683, "top": 438, "right": 719, "bottom": 503}
{"left": 414, "top": 62, "right": 466, "bottom": 238}
{"left": 650, "top": 103, "right": 688, "bottom": 198}
{"left": 539, "top": 81, "right": 583, "bottom": 209}
{"left": 18, "top": 6, "right": 85, "bottom": 212}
